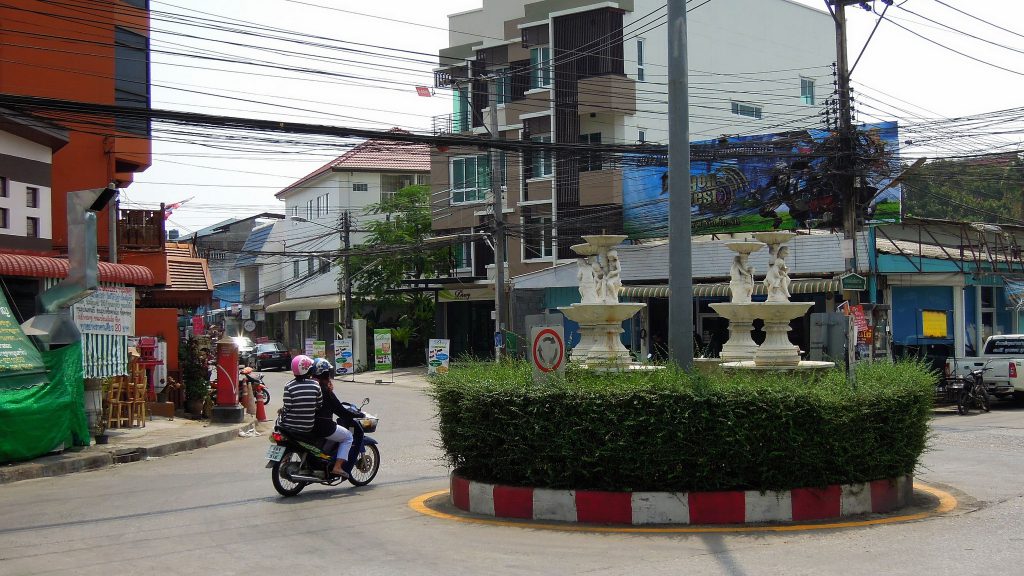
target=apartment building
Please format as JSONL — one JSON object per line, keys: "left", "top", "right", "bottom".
{"left": 430, "top": 0, "right": 834, "bottom": 277}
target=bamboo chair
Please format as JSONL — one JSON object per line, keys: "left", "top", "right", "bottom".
{"left": 104, "top": 378, "right": 131, "bottom": 429}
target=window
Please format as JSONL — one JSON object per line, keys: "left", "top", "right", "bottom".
{"left": 636, "top": 39, "right": 645, "bottom": 82}
{"left": 381, "top": 174, "right": 419, "bottom": 203}
{"left": 451, "top": 155, "right": 490, "bottom": 204}
{"left": 320, "top": 259, "right": 330, "bottom": 274}
{"left": 306, "top": 199, "right": 313, "bottom": 220}
{"left": 531, "top": 136, "right": 553, "bottom": 178}
{"left": 293, "top": 260, "right": 300, "bottom": 278}
{"left": 352, "top": 183, "right": 368, "bottom": 192}
{"left": 0, "top": 177, "right": 7, "bottom": 197}
{"left": 524, "top": 214, "right": 553, "bottom": 259}
{"left": 801, "top": 78, "right": 815, "bottom": 105}
{"left": 638, "top": 129, "right": 646, "bottom": 143}
{"left": 453, "top": 86, "right": 470, "bottom": 132}
{"left": 316, "top": 194, "right": 329, "bottom": 218}
{"left": 26, "top": 187, "right": 38, "bottom": 208}
{"left": 494, "top": 67, "right": 510, "bottom": 104}
{"left": 578, "top": 132, "right": 602, "bottom": 172}
{"left": 114, "top": 27, "right": 150, "bottom": 136}
{"left": 26, "top": 217, "right": 39, "bottom": 238}
{"left": 731, "top": 101, "right": 763, "bottom": 119}
{"left": 530, "top": 47, "right": 552, "bottom": 89}
{"left": 453, "top": 242, "right": 472, "bottom": 271}
{"left": 0, "top": 207, "right": 7, "bottom": 229}
{"left": 307, "top": 256, "right": 314, "bottom": 274}
{"left": 289, "top": 205, "right": 298, "bottom": 218}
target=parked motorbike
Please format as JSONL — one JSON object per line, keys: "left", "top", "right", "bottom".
{"left": 956, "top": 364, "right": 992, "bottom": 415}
{"left": 241, "top": 368, "right": 270, "bottom": 405}
{"left": 266, "top": 398, "right": 380, "bottom": 496}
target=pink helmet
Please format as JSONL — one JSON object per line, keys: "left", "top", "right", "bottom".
{"left": 291, "top": 355, "right": 314, "bottom": 377}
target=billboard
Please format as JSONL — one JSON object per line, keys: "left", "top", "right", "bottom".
{"left": 623, "top": 122, "right": 901, "bottom": 237}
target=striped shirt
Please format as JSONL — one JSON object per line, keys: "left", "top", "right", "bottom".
{"left": 279, "top": 378, "right": 322, "bottom": 432}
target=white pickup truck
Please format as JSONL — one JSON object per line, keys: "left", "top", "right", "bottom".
{"left": 945, "top": 335, "right": 1024, "bottom": 399}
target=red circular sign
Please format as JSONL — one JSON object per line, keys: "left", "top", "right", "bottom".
{"left": 532, "top": 328, "right": 564, "bottom": 373}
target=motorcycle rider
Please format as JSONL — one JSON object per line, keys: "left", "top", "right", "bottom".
{"left": 309, "top": 358, "right": 353, "bottom": 478}
{"left": 278, "top": 355, "right": 320, "bottom": 434}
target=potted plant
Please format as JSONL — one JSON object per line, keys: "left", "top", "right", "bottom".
{"left": 181, "top": 338, "right": 210, "bottom": 417}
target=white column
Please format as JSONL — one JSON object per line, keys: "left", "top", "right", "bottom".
{"left": 953, "top": 286, "right": 966, "bottom": 358}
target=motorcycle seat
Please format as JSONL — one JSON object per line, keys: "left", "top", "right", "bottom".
{"left": 277, "top": 426, "right": 326, "bottom": 447}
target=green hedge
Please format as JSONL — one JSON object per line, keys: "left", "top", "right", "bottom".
{"left": 430, "top": 361, "right": 934, "bottom": 492}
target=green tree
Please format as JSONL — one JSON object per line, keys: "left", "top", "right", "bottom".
{"left": 350, "top": 184, "right": 451, "bottom": 365}
{"left": 902, "top": 154, "right": 1024, "bottom": 223}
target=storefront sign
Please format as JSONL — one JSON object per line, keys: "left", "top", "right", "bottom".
{"left": 531, "top": 325, "right": 565, "bottom": 382}
{"left": 304, "top": 338, "right": 315, "bottom": 357}
{"left": 840, "top": 273, "right": 867, "bottom": 291}
{"left": 295, "top": 310, "right": 311, "bottom": 321}
{"left": 427, "top": 339, "right": 450, "bottom": 375}
{"left": 312, "top": 340, "right": 326, "bottom": 358}
{"left": 374, "top": 329, "right": 392, "bottom": 371}
{"left": 438, "top": 287, "right": 495, "bottom": 302}
{"left": 192, "top": 315, "right": 205, "bottom": 335}
{"left": 0, "top": 289, "right": 45, "bottom": 375}
{"left": 72, "top": 286, "right": 136, "bottom": 336}
{"left": 334, "top": 338, "right": 354, "bottom": 375}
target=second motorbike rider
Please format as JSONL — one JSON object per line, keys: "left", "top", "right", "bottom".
{"left": 309, "top": 357, "right": 354, "bottom": 479}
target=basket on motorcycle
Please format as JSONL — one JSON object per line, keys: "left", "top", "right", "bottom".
{"left": 358, "top": 415, "right": 378, "bottom": 433}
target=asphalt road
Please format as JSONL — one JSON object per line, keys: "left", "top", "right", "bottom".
{"left": 3, "top": 372, "right": 1024, "bottom": 576}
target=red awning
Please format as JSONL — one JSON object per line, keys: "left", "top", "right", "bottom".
{"left": 0, "top": 253, "right": 155, "bottom": 286}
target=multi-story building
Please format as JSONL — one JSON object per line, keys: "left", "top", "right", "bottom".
{"left": 258, "top": 135, "right": 429, "bottom": 356}
{"left": 429, "top": 0, "right": 835, "bottom": 355}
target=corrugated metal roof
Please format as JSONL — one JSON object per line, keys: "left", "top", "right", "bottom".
{"left": 167, "top": 258, "right": 212, "bottom": 291}
{"left": 621, "top": 279, "right": 840, "bottom": 299}
{"left": 0, "top": 253, "right": 155, "bottom": 285}
{"left": 235, "top": 223, "right": 274, "bottom": 268}
{"left": 275, "top": 129, "right": 429, "bottom": 198}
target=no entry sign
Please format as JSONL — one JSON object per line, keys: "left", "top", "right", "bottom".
{"left": 531, "top": 325, "right": 565, "bottom": 381}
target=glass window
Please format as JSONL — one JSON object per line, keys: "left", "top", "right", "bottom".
{"left": 453, "top": 242, "right": 472, "bottom": 271}
{"left": 453, "top": 86, "right": 469, "bottom": 132}
{"left": 320, "top": 259, "right": 330, "bottom": 274}
{"left": 494, "top": 67, "right": 510, "bottom": 104}
{"left": 638, "top": 129, "right": 646, "bottom": 143}
{"left": 524, "top": 214, "right": 553, "bottom": 259}
{"left": 381, "top": 174, "right": 418, "bottom": 203}
{"left": 530, "top": 47, "right": 552, "bottom": 88}
{"left": 307, "top": 256, "right": 314, "bottom": 274}
{"left": 0, "top": 207, "right": 8, "bottom": 228}
{"left": 731, "top": 101, "right": 763, "bottom": 119}
{"left": 579, "top": 132, "right": 602, "bottom": 172}
{"left": 981, "top": 286, "right": 995, "bottom": 308}
{"left": 306, "top": 199, "right": 313, "bottom": 220}
{"left": 114, "top": 27, "right": 150, "bottom": 136}
{"left": 800, "top": 78, "right": 815, "bottom": 105}
{"left": 26, "top": 187, "right": 38, "bottom": 208}
{"left": 451, "top": 156, "right": 489, "bottom": 204}
{"left": 531, "top": 136, "right": 552, "bottom": 177}
{"left": 26, "top": 217, "right": 39, "bottom": 238}
{"left": 636, "top": 39, "right": 645, "bottom": 82}
{"left": 293, "top": 260, "right": 299, "bottom": 278}
{"left": 352, "top": 183, "right": 368, "bottom": 192}
{"left": 1, "top": 176, "right": 8, "bottom": 197}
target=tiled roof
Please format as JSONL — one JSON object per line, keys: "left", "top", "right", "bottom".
{"left": 275, "top": 129, "right": 429, "bottom": 198}
{"left": 165, "top": 242, "right": 195, "bottom": 258}
{"left": 0, "top": 253, "right": 155, "bottom": 285}
{"left": 235, "top": 223, "right": 274, "bottom": 268}
{"left": 167, "top": 257, "right": 212, "bottom": 291}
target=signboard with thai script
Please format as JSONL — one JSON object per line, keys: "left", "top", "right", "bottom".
{"left": 427, "top": 339, "right": 450, "bottom": 375}
{"left": 312, "top": 340, "right": 326, "bottom": 358}
{"left": 373, "top": 329, "right": 392, "bottom": 371}
{"left": 0, "top": 288, "right": 45, "bottom": 375}
{"left": 334, "top": 338, "right": 354, "bottom": 375}
{"left": 72, "top": 286, "right": 135, "bottom": 336}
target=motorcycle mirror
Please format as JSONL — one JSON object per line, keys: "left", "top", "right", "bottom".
{"left": 360, "top": 397, "right": 370, "bottom": 409}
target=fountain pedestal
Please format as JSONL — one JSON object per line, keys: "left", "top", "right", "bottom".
{"left": 560, "top": 303, "right": 645, "bottom": 365}
{"left": 708, "top": 303, "right": 760, "bottom": 362}
{"left": 751, "top": 302, "right": 812, "bottom": 366}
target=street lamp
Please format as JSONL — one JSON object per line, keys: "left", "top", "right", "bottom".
{"left": 288, "top": 214, "right": 352, "bottom": 334}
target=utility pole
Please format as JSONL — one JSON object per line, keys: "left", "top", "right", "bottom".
{"left": 341, "top": 210, "right": 353, "bottom": 333}
{"left": 667, "top": 0, "right": 694, "bottom": 370}
{"left": 830, "top": 1, "right": 859, "bottom": 277}
{"left": 489, "top": 81, "right": 506, "bottom": 362}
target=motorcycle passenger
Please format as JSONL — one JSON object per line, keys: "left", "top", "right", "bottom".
{"left": 309, "top": 358, "right": 354, "bottom": 479}
{"left": 278, "top": 355, "right": 321, "bottom": 436}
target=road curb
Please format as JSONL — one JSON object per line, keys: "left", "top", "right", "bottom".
{"left": 450, "top": 473, "right": 915, "bottom": 525}
{"left": 0, "top": 421, "right": 253, "bottom": 485}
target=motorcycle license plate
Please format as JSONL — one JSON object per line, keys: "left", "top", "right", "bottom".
{"left": 266, "top": 445, "right": 286, "bottom": 461}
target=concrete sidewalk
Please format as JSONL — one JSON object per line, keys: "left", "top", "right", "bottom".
{"left": 0, "top": 414, "right": 261, "bottom": 485}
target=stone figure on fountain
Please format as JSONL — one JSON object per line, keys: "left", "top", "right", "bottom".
{"left": 729, "top": 252, "right": 755, "bottom": 304}
{"left": 603, "top": 249, "right": 622, "bottom": 305}
{"left": 764, "top": 245, "right": 792, "bottom": 302}
{"left": 577, "top": 258, "right": 598, "bottom": 304}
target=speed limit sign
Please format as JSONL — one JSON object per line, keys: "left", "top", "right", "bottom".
{"left": 531, "top": 325, "right": 565, "bottom": 381}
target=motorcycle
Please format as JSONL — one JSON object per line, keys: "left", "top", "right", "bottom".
{"left": 241, "top": 368, "right": 270, "bottom": 405}
{"left": 956, "top": 364, "right": 992, "bottom": 415}
{"left": 266, "top": 398, "right": 380, "bottom": 496}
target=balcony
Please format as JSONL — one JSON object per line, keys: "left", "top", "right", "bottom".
{"left": 432, "top": 112, "right": 471, "bottom": 135}
{"left": 578, "top": 74, "right": 636, "bottom": 116}
{"left": 117, "top": 209, "right": 165, "bottom": 251}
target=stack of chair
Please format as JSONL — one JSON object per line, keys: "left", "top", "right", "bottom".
{"left": 104, "top": 378, "right": 131, "bottom": 429}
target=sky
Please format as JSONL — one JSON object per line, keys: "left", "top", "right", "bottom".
{"left": 124, "top": 0, "right": 1024, "bottom": 234}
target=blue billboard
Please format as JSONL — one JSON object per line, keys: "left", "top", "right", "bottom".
{"left": 622, "top": 122, "right": 901, "bottom": 238}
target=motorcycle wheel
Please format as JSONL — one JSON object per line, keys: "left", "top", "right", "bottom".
{"left": 348, "top": 444, "right": 380, "bottom": 487}
{"left": 259, "top": 388, "right": 271, "bottom": 405}
{"left": 271, "top": 449, "right": 308, "bottom": 496}
{"left": 957, "top": 390, "right": 972, "bottom": 415}
{"left": 978, "top": 386, "right": 990, "bottom": 413}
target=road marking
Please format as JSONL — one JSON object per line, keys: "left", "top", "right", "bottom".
{"left": 407, "top": 482, "right": 958, "bottom": 534}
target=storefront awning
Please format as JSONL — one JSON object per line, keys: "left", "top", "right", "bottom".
{"left": 621, "top": 278, "right": 841, "bottom": 299}
{"left": 0, "top": 253, "right": 155, "bottom": 285}
{"left": 265, "top": 294, "right": 341, "bottom": 313}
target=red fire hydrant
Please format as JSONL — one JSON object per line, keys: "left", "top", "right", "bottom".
{"left": 211, "top": 334, "right": 245, "bottom": 423}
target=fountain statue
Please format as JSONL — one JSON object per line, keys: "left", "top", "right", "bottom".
{"left": 559, "top": 235, "right": 645, "bottom": 367}
{"left": 709, "top": 240, "right": 766, "bottom": 362}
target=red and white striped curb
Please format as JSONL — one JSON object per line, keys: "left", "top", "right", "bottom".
{"left": 450, "top": 473, "right": 914, "bottom": 525}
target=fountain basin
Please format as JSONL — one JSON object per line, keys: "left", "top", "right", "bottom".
{"left": 559, "top": 303, "right": 645, "bottom": 366}
{"left": 751, "top": 231, "right": 797, "bottom": 246}
{"left": 724, "top": 241, "right": 765, "bottom": 255}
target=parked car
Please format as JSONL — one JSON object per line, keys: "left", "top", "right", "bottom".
{"left": 945, "top": 335, "right": 1024, "bottom": 400}
{"left": 253, "top": 341, "right": 291, "bottom": 371}
{"left": 232, "top": 336, "right": 255, "bottom": 367}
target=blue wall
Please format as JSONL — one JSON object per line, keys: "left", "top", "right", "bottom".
{"left": 891, "top": 285, "right": 954, "bottom": 346}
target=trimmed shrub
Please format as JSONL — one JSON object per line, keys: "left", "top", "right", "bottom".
{"left": 430, "top": 361, "right": 934, "bottom": 492}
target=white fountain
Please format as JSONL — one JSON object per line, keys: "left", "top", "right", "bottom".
{"left": 558, "top": 235, "right": 645, "bottom": 368}
{"left": 718, "top": 231, "right": 834, "bottom": 372}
